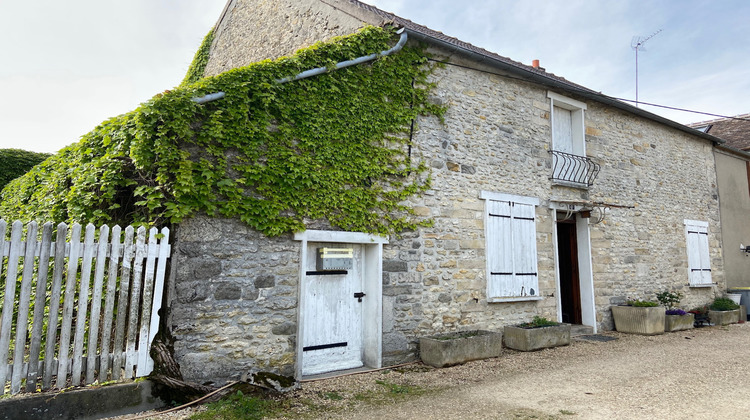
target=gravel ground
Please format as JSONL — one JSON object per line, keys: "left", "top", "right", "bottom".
{"left": 117, "top": 323, "right": 750, "bottom": 419}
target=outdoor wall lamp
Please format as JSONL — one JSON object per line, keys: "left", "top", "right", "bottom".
{"left": 740, "top": 243, "right": 750, "bottom": 254}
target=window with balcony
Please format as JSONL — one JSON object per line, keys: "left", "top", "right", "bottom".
{"left": 548, "top": 92, "right": 600, "bottom": 187}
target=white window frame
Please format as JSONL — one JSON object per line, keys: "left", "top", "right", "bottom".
{"left": 481, "top": 191, "right": 542, "bottom": 302}
{"left": 548, "top": 91, "right": 587, "bottom": 156}
{"left": 684, "top": 219, "right": 712, "bottom": 287}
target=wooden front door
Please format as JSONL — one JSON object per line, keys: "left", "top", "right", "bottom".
{"left": 301, "top": 243, "right": 364, "bottom": 376}
{"left": 557, "top": 218, "right": 582, "bottom": 324}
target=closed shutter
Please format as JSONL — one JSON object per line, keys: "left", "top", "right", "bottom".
{"left": 553, "top": 106, "right": 573, "bottom": 154}
{"left": 685, "top": 220, "right": 712, "bottom": 286}
{"left": 487, "top": 200, "right": 513, "bottom": 298}
{"left": 512, "top": 203, "right": 538, "bottom": 297}
{"left": 486, "top": 199, "right": 539, "bottom": 299}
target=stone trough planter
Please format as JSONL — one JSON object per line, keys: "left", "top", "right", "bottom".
{"left": 503, "top": 323, "right": 571, "bottom": 352}
{"left": 419, "top": 330, "right": 503, "bottom": 367}
{"left": 709, "top": 309, "right": 740, "bottom": 326}
{"left": 665, "top": 313, "right": 694, "bottom": 332}
{"left": 611, "top": 305, "right": 665, "bottom": 335}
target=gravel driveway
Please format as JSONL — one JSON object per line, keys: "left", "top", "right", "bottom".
{"left": 127, "top": 323, "right": 750, "bottom": 419}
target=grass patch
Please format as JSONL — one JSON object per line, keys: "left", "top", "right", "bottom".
{"left": 189, "top": 391, "right": 280, "bottom": 420}
{"left": 559, "top": 409, "right": 576, "bottom": 415}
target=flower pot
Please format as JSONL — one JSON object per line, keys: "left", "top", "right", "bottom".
{"left": 708, "top": 309, "right": 740, "bottom": 325}
{"left": 503, "top": 323, "right": 571, "bottom": 352}
{"left": 611, "top": 306, "right": 665, "bottom": 335}
{"left": 665, "top": 313, "right": 694, "bottom": 332}
{"left": 727, "top": 293, "right": 742, "bottom": 305}
{"left": 419, "top": 330, "right": 503, "bottom": 367}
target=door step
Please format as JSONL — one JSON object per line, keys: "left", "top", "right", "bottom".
{"left": 569, "top": 325, "right": 594, "bottom": 337}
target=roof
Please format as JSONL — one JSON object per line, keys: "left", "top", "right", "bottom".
{"left": 342, "top": 0, "right": 725, "bottom": 146}
{"left": 213, "top": 0, "right": 725, "bottom": 146}
{"left": 687, "top": 114, "right": 750, "bottom": 151}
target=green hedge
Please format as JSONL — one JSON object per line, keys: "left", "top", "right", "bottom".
{"left": 0, "top": 149, "right": 52, "bottom": 191}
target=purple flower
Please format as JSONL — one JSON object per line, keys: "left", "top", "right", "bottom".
{"left": 666, "top": 309, "right": 687, "bottom": 316}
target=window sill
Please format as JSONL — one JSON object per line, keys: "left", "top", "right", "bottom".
{"left": 551, "top": 180, "right": 590, "bottom": 190}
{"left": 488, "top": 296, "right": 544, "bottom": 303}
{"left": 688, "top": 283, "right": 714, "bottom": 288}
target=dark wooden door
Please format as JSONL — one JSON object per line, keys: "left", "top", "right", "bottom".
{"left": 557, "top": 218, "right": 582, "bottom": 324}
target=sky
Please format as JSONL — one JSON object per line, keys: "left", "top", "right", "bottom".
{"left": 1, "top": 0, "right": 749, "bottom": 154}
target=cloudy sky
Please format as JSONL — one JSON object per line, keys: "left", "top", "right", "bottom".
{"left": 2, "top": 0, "right": 749, "bottom": 154}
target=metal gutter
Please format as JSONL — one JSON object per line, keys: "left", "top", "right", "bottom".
{"left": 404, "top": 29, "right": 726, "bottom": 146}
{"left": 192, "top": 28, "right": 408, "bottom": 104}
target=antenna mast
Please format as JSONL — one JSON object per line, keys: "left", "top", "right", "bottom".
{"left": 631, "top": 29, "right": 662, "bottom": 107}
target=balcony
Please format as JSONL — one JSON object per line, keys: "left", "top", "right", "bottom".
{"left": 550, "top": 150, "right": 600, "bottom": 187}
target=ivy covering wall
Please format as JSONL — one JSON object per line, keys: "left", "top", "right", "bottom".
{"left": 0, "top": 27, "right": 443, "bottom": 236}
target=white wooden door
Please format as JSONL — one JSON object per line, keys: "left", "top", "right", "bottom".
{"left": 301, "top": 243, "right": 364, "bottom": 376}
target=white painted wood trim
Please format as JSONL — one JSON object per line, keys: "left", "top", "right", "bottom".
{"left": 294, "top": 230, "right": 389, "bottom": 244}
{"left": 480, "top": 191, "right": 540, "bottom": 206}
{"left": 547, "top": 91, "right": 587, "bottom": 110}
{"left": 488, "top": 296, "right": 544, "bottom": 303}
{"left": 552, "top": 211, "right": 563, "bottom": 323}
{"left": 684, "top": 219, "right": 709, "bottom": 229}
{"left": 576, "top": 214, "right": 597, "bottom": 334}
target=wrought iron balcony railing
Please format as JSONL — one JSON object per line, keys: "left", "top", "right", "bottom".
{"left": 549, "top": 150, "right": 600, "bottom": 187}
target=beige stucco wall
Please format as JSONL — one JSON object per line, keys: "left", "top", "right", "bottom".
{"left": 714, "top": 149, "right": 750, "bottom": 288}
{"left": 170, "top": 0, "right": 726, "bottom": 383}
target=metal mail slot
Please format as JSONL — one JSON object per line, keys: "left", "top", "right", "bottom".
{"left": 316, "top": 247, "right": 353, "bottom": 271}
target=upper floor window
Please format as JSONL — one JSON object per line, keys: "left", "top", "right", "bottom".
{"left": 548, "top": 92, "right": 599, "bottom": 187}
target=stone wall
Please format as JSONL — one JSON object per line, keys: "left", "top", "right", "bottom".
{"left": 204, "top": 0, "right": 386, "bottom": 77}
{"left": 169, "top": 216, "right": 300, "bottom": 383}
{"left": 170, "top": 0, "right": 725, "bottom": 381}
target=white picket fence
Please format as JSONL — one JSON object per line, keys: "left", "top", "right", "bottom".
{"left": 0, "top": 220, "right": 170, "bottom": 395}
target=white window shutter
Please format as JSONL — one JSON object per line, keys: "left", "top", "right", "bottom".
{"left": 685, "top": 220, "right": 712, "bottom": 286}
{"left": 512, "top": 203, "right": 538, "bottom": 297}
{"left": 487, "top": 200, "right": 513, "bottom": 298}
{"left": 485, "top": 196, "right": 539, "bottom": 300}
{"left": 553, "top": 106, "right": 573, "bottom": 154}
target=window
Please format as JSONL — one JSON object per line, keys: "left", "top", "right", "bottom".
{"left": 684, "top": 219, "right": 712, "bottom": 287}
{"left": 548, "top": 92, "right": 599, "bottom": 187}
{"left": 481, "top": 191, "right": 540, "bottom": 301}
{"left": 548, "top": 91, "right": 586, "bottom": 156}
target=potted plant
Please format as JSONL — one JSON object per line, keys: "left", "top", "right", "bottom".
{"left": 708, "top": 297, "right": 740, "bottom": 325}
{"left": 656, "top": 291, "right": 694, "bottom": 332}
{"left": 419, "top": 330, "right": 503, "bottom": 367}
{"left": 611, "top": 299, "right": 665, "bottom": 335}
{"left": 503, "top": 316, "right": 571, "bottom": 352}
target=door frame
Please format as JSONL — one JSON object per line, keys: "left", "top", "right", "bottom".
{"left": 293, "top": 230, "right": 388, "bottom": 379}
{"left": 551, "top": 208, "right": 597, "bottom": 332}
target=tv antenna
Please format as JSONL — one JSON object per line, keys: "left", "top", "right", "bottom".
{"left": 631, "top": 29, "right": 662, "bottom": 107}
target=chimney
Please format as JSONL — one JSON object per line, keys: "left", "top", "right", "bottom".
{"left": 532, "top": 59, "right": 540, "bottom": 69}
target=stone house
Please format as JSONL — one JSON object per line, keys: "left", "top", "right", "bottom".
{"left": 689, "top": 115, "right": 750, "bottom": 290}
{"left": 169, "top": 0, "right": 728, "bottom": 383}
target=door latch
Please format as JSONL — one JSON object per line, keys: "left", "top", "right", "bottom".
{"left": 353, "top": 292, "right": 366, "bottom": 302}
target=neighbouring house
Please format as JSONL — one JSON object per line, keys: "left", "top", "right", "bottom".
{"left": 688, "top": 115, "right": 750, "bottom": 289}
{"left": 168, "top": 0, "right": 728, "bottom": 383}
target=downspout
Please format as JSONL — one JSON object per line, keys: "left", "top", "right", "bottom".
{"left": 191, "top": 28, "right": 408, "bottom": 104}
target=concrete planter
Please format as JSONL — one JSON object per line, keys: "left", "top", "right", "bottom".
{"left": 611, "top": 306, "right": 665, "bottom": 335}
{"left": 503, "top": 323, "right": 571, "bottom": 352}
{"left": 665, "top": 314, "right": 694, "bottom": 332}
{"left": 419, "top": 330, "right": 503, "bottom": 368}
{"left": 709, "top": 309, "right": 740, "bottom": 325}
